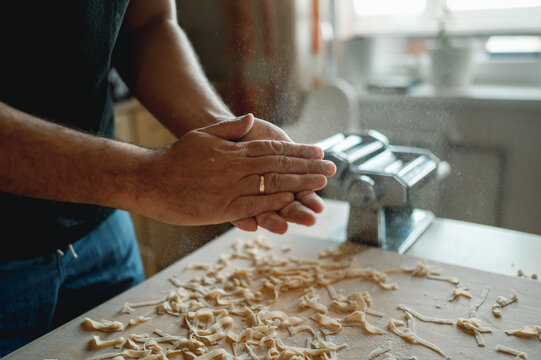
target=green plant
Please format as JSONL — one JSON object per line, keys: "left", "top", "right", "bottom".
{"left": 437, "top": 5, "right": 451, "bottom": 48}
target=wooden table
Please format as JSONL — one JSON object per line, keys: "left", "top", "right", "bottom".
{"left": 3, "top": 219, "right": 541, "bottom": 360}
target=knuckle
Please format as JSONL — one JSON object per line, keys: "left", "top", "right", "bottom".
{"left": 278, "top": 155, "right": 293, "bottom": 172}
{"left": 245, "top": 197, "right": 257, "bottom": 215}
{"left": 229, "top": 142, "right": 245, "bottom": 153}
{"left": 296, "top": 190, "right": 313, "bottom": 201}
{"left": 277, "top": 193, "right": 294, "bottom": 208}
{"left": 268, "top": 173, "right": 281, "bottom": 193}
{"left": 255, "top": 212, "right": 274, "bottom": 226}
{"left": 272, "top": 141, "right": 286, "bottom": 155}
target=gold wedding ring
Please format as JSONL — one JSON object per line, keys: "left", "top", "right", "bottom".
{"left": 259, "top": 175, "right": 265, "bottom": 194}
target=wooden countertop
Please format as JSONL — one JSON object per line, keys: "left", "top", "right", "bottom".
{"left": 4, "top": 226, "right": 540, "bottom": 360}
{"left": 3, "top": 199, "right": 541, "bottom": 359}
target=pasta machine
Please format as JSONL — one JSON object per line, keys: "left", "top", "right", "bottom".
{"left": 316, "top": 131, "right": 449, "bottom": 253}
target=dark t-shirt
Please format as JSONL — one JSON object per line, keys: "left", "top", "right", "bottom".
{"left": 0, "top": 0, "right": 131, "bottom": 261}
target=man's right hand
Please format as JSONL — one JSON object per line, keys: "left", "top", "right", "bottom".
{"left": 130, "top": 114, "right": 335, "bottom": 227}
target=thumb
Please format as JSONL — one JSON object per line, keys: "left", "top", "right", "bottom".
{"left": 200, "top": 113, "right": 254, "bottom": 141}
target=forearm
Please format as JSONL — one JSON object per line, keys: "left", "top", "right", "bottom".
{"left": 116, "top": 6, "right": 232, "bottom": 137}
{"left": 0, "top": 102, "right": 148, "bottom": 211}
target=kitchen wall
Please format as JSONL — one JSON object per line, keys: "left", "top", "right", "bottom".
{"left": 354, "top": 92, "right": 541, "bottom": 235}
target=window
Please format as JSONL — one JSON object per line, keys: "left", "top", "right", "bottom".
{"left": 485, "top": 36, "right": 541, "bottom": 56}
{"left": 447, "top": 0, "right": 541, "bottom": 11}
{"left": 353, "top": 0, "right": 426, "bottom": 16}
{"left": 444, "top": 0, "right": 541, "bottom": 34}
{"left": 334, "top": 0, "right": 541, "bottom": 38}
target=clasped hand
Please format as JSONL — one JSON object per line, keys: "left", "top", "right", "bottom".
{"left": 135, "top": 114, "right": 335, "bottom": 231}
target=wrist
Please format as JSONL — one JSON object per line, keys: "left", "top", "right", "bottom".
{"left": 108, "top": 143, "right": 156, "bottom": 214}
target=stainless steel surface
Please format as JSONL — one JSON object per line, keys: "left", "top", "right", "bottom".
{"left": 316, "top": 131, "right": 448, "bottom": 253}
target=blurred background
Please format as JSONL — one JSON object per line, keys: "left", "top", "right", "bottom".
{"left": 112, "top": 0, "right": 541, "bottom": 276}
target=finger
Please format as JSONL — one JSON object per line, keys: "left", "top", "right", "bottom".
{"left": 242, "top": 156, "right": 336, "bottom": 177}
{"left": 199, "top": 113, "right": 254, "bottom": 140}
{"left": 296, "top": 191, "right": 325, "bottom": 213}
{"left": 235, "top": 174, "right": 327, "bottom": 196}
{"left": 227, "top": 192, "right": 294, "bottom": 219}
{"left": 232, "top": 217, "right": 258, "bottom": 232}
{"left": 279, "top": 201, "right": 318, "bottom": 226}
{"left": 255, "top": 117, "right": 293, "bottom": 142}
{"left": 239, "top": 140, "right": 324, "bottom": 159}
{"left": 255, "top": 212, "right": 288, "bottom": 234}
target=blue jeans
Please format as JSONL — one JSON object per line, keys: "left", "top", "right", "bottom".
{"left": 0, "top": 210, "right": 145, "bottom": 357}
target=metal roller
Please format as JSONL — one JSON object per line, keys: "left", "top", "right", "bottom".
{"left": 316, "top": 130, "right": 449, "bottom": 253}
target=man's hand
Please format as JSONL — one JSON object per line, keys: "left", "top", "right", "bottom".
{"left": 230, "top": 117, "right": 335, "bottom": 234}
{"left": 131, "top": 114, "right": 335, "bottom": 226}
